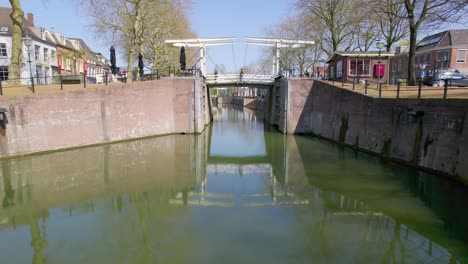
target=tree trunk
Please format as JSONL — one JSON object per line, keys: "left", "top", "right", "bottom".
{"left": 407, "top": 24, "right": 417, "bottom": 86}
{"left": 8, "top": 0, "right": 24, "bottom": 84}
{"left": 126, "top": 47, "right": 135, "bottom": 82}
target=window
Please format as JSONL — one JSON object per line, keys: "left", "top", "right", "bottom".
{"left": 0, "top": 43, "right": 6, "bottom": 57}
{"left": 43, "top": 48, "right": 49, "bottom": 63}
{"left": 349, "top": 59, "right": 370, "bottom": 76}
{"left": 426, "top": 53, "right": 431, "bottom": 65}
{"left": 34, "top": 45, "right": 41, "bottom": 61}
{"left": 0, "top": 66, "right": 8, "bottom": 81}
{"left": 51, "top": 50, "right": 56, "bottom": 63}
{"left": 66, "top": 59, "right": 71, "bottom": 70}
{"left": 457, "top": 49, "right": 466, "bottom": 63}
{"left": 436, "top": 50, "right": 450, "bottom": 69}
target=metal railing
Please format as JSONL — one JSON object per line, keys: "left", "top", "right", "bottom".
{"left": 205, "top": 73, "right": 274, "bottom": 85}
{"left": 327, "top": 77, "right": 468, "bottom": 99}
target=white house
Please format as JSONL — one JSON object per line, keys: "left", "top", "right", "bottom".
{"left": 0, "top": 9, "right": 57, "bottom": 85}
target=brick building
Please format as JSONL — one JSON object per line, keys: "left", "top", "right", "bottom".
{"left": 391, "top": 29, "right": 468, "bottom": 81}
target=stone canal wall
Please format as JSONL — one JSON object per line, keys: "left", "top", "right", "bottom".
{"left": 0, "top": 78, "right": 210, "bottom": 158}
{"left": 278, "top": 79, "right": 468, "bottom": 182}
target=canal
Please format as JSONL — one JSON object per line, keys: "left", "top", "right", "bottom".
{"left": 0, "top": 105, "right": 467, "bottom": 263}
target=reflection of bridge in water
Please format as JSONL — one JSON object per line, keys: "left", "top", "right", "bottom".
{"left": 170, "top": 163, "right": 310, "bottom": 207}
{"left": 0, "top": 105, "right": 466, "bottom": 263}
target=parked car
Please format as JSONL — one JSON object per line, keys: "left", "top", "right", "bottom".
{"left": 423, "top": 69, "right": 464, "bottom": 86}
{"left": 446, "top": 77, "right": 468, "bottom": 87}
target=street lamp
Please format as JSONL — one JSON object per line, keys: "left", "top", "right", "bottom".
{"left": 376, "top": 39, "right": 384, "bottom": 97}
{"left": 376, "top": 39, "right": 384, "bottom": 83}
{"left": 23, "top": 35, "right": 34, "bottom": 93}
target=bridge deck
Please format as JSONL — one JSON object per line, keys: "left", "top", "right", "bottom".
{"left": 205, "top": 74, "right": 275, "bottom": 88}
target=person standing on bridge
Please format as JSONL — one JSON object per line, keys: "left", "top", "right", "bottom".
{"left": 240, "top": 68, "right": 244, "bottom": 82}
{"left": 214, "top": 69, "right": 218, "bottom": 83}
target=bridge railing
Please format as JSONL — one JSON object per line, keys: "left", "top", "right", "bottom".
{"left": 205, "top": 74, "right": 274, "bottom": 84}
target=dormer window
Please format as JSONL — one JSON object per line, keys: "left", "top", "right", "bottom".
{"left": 60, "top": 35, "right": 66, "bottom": 45}
{"left": 73, "top": 40, "right": 80, "bottom": 50}
{"left": 40, "top": 29, "right": 45, "bottom": 40}
{"left": 0, "top": 27, "right": 8, "bottom": 33}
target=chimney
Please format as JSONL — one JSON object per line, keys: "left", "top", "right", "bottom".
{"left": 27, "top": 13, "right": 34, "bottom": 27}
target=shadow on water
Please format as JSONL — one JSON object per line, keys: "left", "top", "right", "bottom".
{"left": 0, "top": 104, "right": 466, "bottom": 263}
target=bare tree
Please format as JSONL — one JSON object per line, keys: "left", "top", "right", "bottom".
{"left": 8, "top": 0, "right": 24, "bottom": 84}
{"left": 353, "top": 16, "right": 380, "bottom": 51}
{"left": 296, "top": 0, "right": 364, "bottom": 57}
{"left": 265, "top": 15, "right": 325, "bottom": 76}
{"left": 375, "top": 0, "right": 408, "bottom": 52}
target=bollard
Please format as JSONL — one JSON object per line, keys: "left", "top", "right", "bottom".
{"left": 378, "top": 83, "right": 382, "bottom": 98}
{"left": 443, "top": 80, "right": 448, "bottom": 99}
{"left": 365, "top": 80, "right": 368, "bottom": 94}
{"left": 417, "top": 80, "right": 422, "bottom": 99}
{"left": 59, "top": 74, "right": 63, "bottom": 90}
{"left": 397, "top": 81, "right": 400, "bottom": 99}
{"left": 105, "top": 73, "right": 108, "bottom": 85}
{"left": 31, "top": 76, "right": 35, "bottom": 93}
{"left": 83, "top": 73, "right": 86, "bottom": 88}
{"left": 352, "top": 77, "right": 355, "bottom": 91}
{"left": 0, "top": 80, "right": 3, "bottom": 95}
{"left": 341, "top": 78, "right": 344, "bottom": 87}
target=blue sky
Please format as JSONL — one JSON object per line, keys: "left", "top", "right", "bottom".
{"left": 0, "top": 0, "right": 295, "bottom": 73}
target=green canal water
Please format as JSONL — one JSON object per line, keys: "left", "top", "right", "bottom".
{"left": 0, "top": 105, "right": 467, "bottom": 263}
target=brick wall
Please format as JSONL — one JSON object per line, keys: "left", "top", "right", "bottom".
{"left": 0, "top": 78, "right": 210, "bottom": 157}
{"left": 279, "top": 79, "right": 468, "bottom": 182}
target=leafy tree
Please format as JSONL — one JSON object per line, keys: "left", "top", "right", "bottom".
{"left": 80, "top": 0, "right": 194, "bottom": 81}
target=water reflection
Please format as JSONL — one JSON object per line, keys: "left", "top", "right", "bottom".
{"left": 0, "top": 105, "right": 466, "bottom": 263}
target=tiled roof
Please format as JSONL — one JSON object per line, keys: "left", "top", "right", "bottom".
{"left": 69, "top": 38, "right": 93, "bottom": 53}
{"left": 449, "top": 29, "right": 468, "bottom": 45}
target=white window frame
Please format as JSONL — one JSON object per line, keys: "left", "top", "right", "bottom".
{"left": 43, "top": 48, "right": 49, "bottom": 63}
{"left": 0, "top": 66, "right": 8, "bottom": 81}
{"left": 349, "top": 59, "right": 371, "bottom": 76}
{"left": 34, "top": 45, "right": 41, "bottom": 61}
{"left": 456, "top": 49, "right": 466, "bottom": 63}
{"left": 0, "top": 43, "right": 6, "bottom": 57}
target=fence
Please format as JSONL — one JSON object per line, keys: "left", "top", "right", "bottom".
{"left": 0, "top": 67, "right": 200, "bottom": 96}
{"left": 328, "top": 77, "right": 468, "bottom": 99}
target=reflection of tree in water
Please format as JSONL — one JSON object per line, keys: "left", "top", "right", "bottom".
{"left": 29, "top": 212, "right": 48, "bottom": 264}
{"left": 2, "top": 160, "right": 14, "bottom": 208}
{"left": 382, "top": 221, "right": 406, "bottom": 264}
{"left": 105, "top": 190, "right": 196, "bottom": 263}
{"left": 291, "top": 185, "right": 467, "bottom": 263}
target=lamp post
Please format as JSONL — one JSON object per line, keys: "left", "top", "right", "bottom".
{"left": 23, "top": 35, "right": 35, "bottom": 93}
{"left": 376, "top": 39, "right": 384, "bottom": 97}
